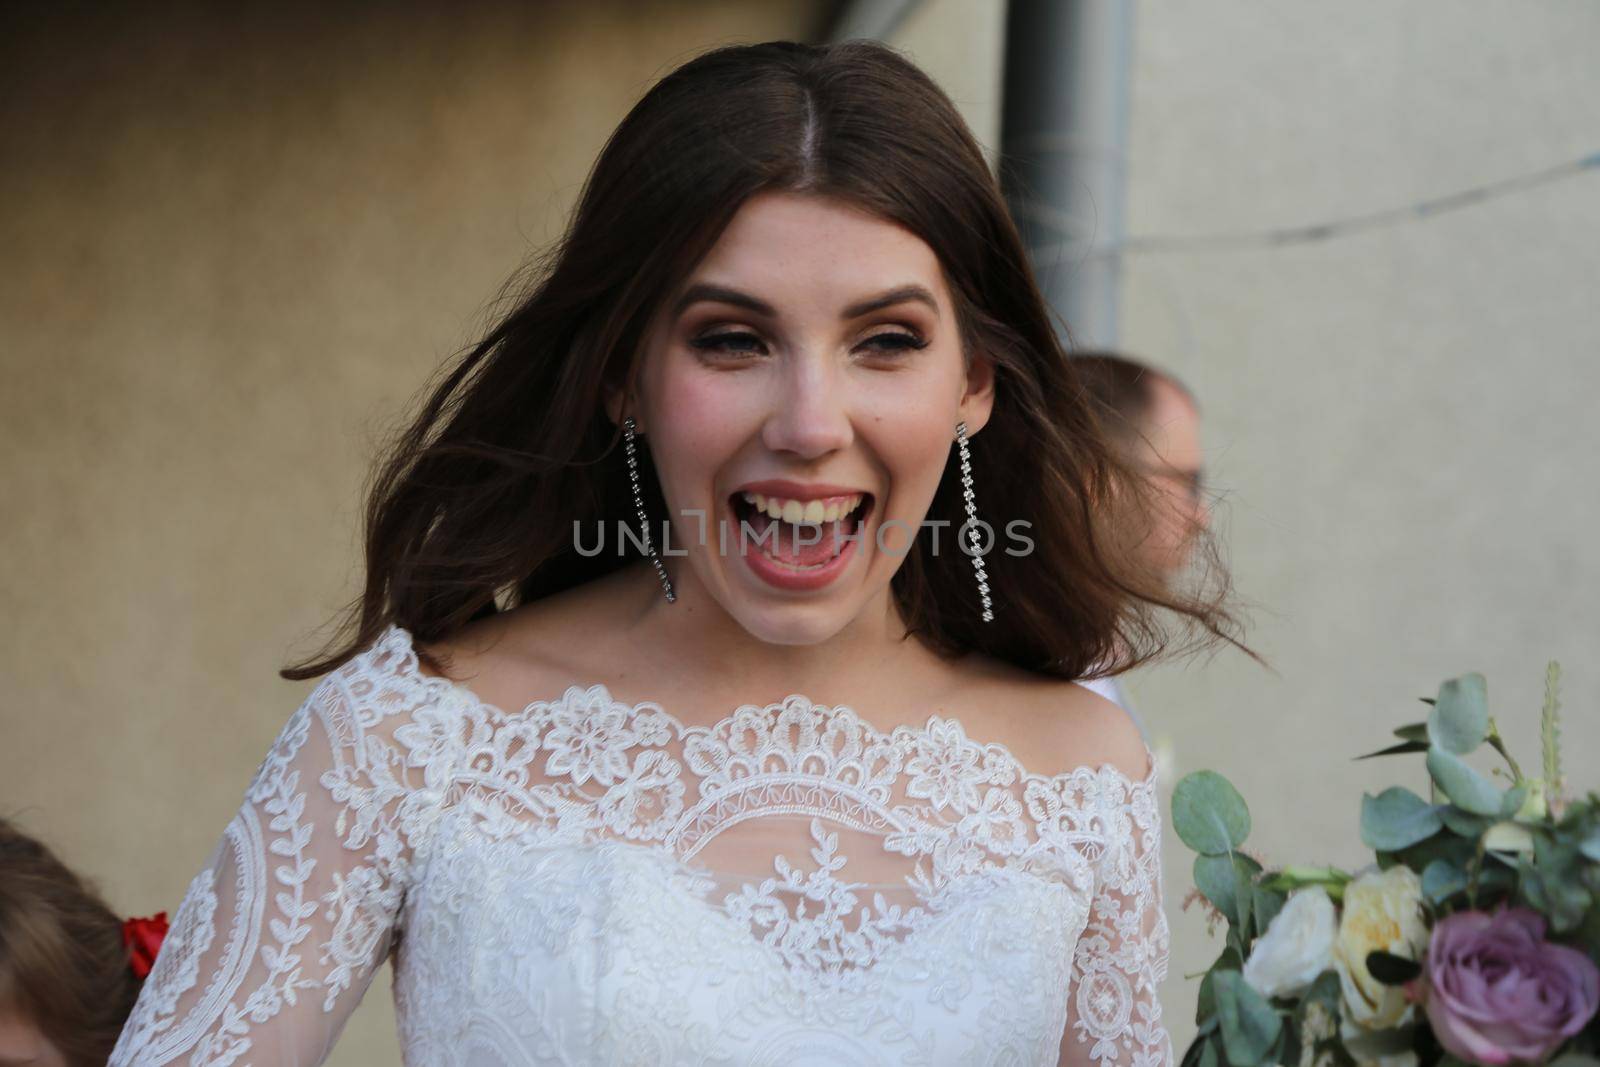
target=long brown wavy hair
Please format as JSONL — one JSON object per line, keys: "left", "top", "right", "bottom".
{"left": 282, "top": 38, "right": 1253, "bottom": 684}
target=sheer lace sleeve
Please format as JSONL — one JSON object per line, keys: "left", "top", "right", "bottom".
{"left": 1058, "top": 760, "right": 1174, "bottom": 1067}
{"left": 111, "top": 632, "right": 457, "bottom": 1066}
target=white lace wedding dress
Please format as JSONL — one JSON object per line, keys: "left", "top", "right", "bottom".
{"left": 111, "top": 623, "right": 1172, "bottom": 1066}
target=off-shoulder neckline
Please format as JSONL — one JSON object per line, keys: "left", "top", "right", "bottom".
{"left": 373, "top": 622, "right": 1159, "bottom": 791}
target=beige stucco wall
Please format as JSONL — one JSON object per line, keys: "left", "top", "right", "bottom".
{"left": 4, "top": 1, "right": 1596, "bottom": 1061}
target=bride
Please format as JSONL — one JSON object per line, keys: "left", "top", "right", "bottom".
{"left": 111, "top": 38, "right": 1244, "bottom": 1066}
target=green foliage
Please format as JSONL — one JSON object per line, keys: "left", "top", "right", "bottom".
{"left": 1196, "top": 852, "right": 1267, "bottom": 955}
{"left": 1213, "top": 971, "right": 1282, "bottom": 1067}
{"left": 1426, "top": 746, "right": 1502, "bottom": 816}
{"left": 1429, "top": 673, "right": 1489, "bottom": 754}
{"left": 1356, "top": 739, "right": 1430, "bottom": 761}
{"left": 1196, "top": 946, "right": 1243, "bottom": 1025}
{"left": 1361, "top": 787, "right": 1443, "bottom": 851}
{"left": 1421, "top": 859, "right": 1469, "bottom": 906}
{"left": 1174, "top": 771, "right": 1252, "bottom": 855}
{"left": 1439, "top": 806, "right": 1492, "bottom": 838}
{"left": 1171, "top": 660, "right": 1594, "bottom": 1066}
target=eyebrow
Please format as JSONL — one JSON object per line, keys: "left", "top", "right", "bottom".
{"left": 671, "top": 283, "right": 939, "bottom": 320}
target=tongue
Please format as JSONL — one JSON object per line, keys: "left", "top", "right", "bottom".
{"left": 746, "top": 511, "right": 848, "bottom": 566}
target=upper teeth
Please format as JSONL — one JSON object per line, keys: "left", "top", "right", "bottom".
{"left": 740, "top": 491, "right": 866, "bottom": 524}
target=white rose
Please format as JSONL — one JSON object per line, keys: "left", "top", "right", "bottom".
{"left": 1242, "top": 887, "right": 1338, "bottom": 999}
{"left": 1333, "top": 865, "right": 1427, "bottom": 1030}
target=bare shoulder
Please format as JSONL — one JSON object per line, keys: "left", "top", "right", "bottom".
{"left": 411, "top": 571, "right": 637, "bottom": 706}
{"left": 944, "top": 656, "right": 1152, "bottom": 783}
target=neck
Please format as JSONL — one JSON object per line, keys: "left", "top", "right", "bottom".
{"left": 616, "top": 559, "right": 929, "bottom": 695}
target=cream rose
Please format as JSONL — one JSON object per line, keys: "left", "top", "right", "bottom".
{"left": 1334, "top": 865, "right": 1428, "bottom": 1030}
{"left": 1243, "top": 887, "right": 1338, "bottom": 998}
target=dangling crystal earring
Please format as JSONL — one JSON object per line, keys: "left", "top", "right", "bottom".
{"left": 623, "top": 415, "right": 676, "bottom": 603}
{"left": 955, "top": 421, "right": 993, "bottom": 623}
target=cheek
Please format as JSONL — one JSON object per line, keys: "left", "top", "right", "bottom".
{"left": 852, "top": 366, "right": 964, "bottom": 495}
{"left": 646, "top": 362, "right": 761, "bottom": 488}
{"left": 865, "top": 407, "right": 955, "bottom": 499}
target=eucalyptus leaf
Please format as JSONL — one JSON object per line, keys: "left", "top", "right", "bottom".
{"left": 1235, "top": 860, "right": 1256, "bottom": 940}
{"left": 1355, "top": 740, "right": 1431, "bottom": 761}
{"left": 1197, "top": 969, "right": 1217, "bottom": 1027}
{"left": 1580, "top": 829, "right": 1600, "bottom": 863}
{"left": 1439, "top": 806, "right": 1491, "bottom": 839}
{"left": 1392, "top": 828, "right": 1476, "bottom": 872}
{"left": 1196, "top": 945, "right": 1242, "bottom": 1025}
{"left": 1500, "top": 783, "right": 1529, "bottom": 819}
{"left": 1429, "top": 673, "right": 1489, "bottom": 754}
{"left": 1274, "top": 1019, "right": 1299, "bottom": 1067}
{"left": 1196, "top": 854, "right": 1243, "bottom": 927}
{"left": 1579, "top": 902, "right": 1600, "bottom": 954}
{"left": 1197, "top": 1036, "right": 1220, "bottom": 1067}
{"left": 1252, "top": 885, "right": 1285, "bottom": 937}
{"left": 1477, "top": 864, "right": 1516, "bottom": 895}
{"left": 1421, "top": 859, "right": 1468, "bottom": 905}
{"left": 1548, "top": 880, "right": 1594, "bottom": 935}
{"left": 1426, "top": 746, "right": 1502, "bottom": 816}
{"left": 1303, "top": 969, "right": 1342, "bottom": 1009}
{"left": 1519, "top": 860, "right": 1551, "bottom": 912}
{"left": 1361, "top": 787, "right": 1444, "bottom": 851}
{"left": 1173, "top": 771, "right": 1252, "bottom": 856}
{"left": 1213, "top": 971, "right": 1282, "bottom": 1067}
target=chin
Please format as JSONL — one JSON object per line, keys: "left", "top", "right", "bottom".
{"left": 729, "top": 600, "right": 859, "bottom": 647}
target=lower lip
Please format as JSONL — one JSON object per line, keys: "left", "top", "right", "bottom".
{"left": 732, "top": 502, "right": 863, "bottom": 592}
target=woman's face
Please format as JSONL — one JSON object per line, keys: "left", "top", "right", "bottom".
{"left": 626, "top": 190, "right": 993, "bottom": 645}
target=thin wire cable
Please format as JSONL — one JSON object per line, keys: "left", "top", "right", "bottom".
{"left": 1025, "top": 150, "right": 1600, "bottom": 263}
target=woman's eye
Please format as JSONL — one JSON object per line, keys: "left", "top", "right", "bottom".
{"left": 690, "top": 332, "right": 767, "bottom": 356}
{"left": 862, "top": 331, "right": 927, "bottom": 354}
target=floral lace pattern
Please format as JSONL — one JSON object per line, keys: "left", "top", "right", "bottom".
{"left": 112, "top": 623, "right": 1172, "bottom": 1066}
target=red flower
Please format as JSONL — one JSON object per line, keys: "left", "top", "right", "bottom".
{"left": 122, "top": 912, "right": 168, "bottom": 980}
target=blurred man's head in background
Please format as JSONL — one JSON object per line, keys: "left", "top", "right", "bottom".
{"left": 1073, "top": 352, "right": 1209, "bottom": 582}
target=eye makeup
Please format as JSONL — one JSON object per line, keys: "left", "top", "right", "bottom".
{"left": 688, "top": 328, "right": 930, "bottom": 358}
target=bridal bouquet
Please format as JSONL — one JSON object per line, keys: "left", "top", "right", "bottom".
{"left": 1173, "top": 665, "right": 1600, "bottom": 1067}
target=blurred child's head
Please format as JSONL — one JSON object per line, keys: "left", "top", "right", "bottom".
{"left": 0, "top": 817, "right": 147, "bottom": 1067}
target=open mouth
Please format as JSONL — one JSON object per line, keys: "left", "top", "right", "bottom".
{"left": 728, "top": 490, "right": 873, "bottom": 571}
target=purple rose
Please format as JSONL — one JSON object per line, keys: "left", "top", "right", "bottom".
{"left": 1422, "top": 907, "right": 1600, "bottom": 1066}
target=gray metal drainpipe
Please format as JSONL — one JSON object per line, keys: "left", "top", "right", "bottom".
{"left": 1000, "top": 0, "right": 1135, "bottom": 350}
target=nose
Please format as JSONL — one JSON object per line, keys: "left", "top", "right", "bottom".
{"left": 760, "top": 355, "right": 853, "bottom": 459}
